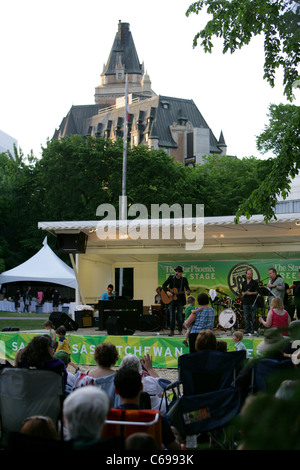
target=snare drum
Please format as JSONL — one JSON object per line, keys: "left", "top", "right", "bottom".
{"left": 219, "top": 309, "right": 236, "bottom": 329}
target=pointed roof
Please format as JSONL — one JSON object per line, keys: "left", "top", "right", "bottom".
{"left": 103, "top": 21, "right": 142, "bottom": 76}
{"left": 0, "top": 238, "right": 76, "bottom": 288}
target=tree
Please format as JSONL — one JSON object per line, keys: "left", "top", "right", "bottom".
{"left": 235, "top": 103, "right": 300, "bottom": 222}
{"left": 186, "top": 0, "right": 300, "bottom": 100}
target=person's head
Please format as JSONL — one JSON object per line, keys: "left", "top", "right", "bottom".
{"left": 197, "top": 292, "right": 210, "bottom": 306}
{"left": 43, "top": 320, "right": 55, "bottom": 330}
{"left": 156, "top": 286, "right": 162, "bottom": 294}
{"left": 56, "top": 325, "right": 66, "bottom": 337}
{"left": 54, "top": 350, "right": 70, "bottom": 365}
{"left": 63, "top": 386, "right": 110, "bottom": 440}
{"left": 20, "top": 335, "right": 54, "bottom": 368}
{"left": 174, "top": 266, "right": 183, "bottom": 277}
{"left": 186, "top": 295, "right": 195, "bottom": 306}
{"left": 107, "top": 284, "right": 114, "bottom": 295}
{"left": 195, "top": 330, "right": 217, "bottom": 351}
{"left": 114, "top": 367, "right": 142, "bottom": 399}
{"left": 21, "top": 415, "right": 59, "bottom": 441}
{"left": 269, "top": 268, "right": 277, "bottom": 280}
{"left": 233, "top": 331, "right": 244, "bottom": 343}
{"left": 216, "top": 340, "right": 228, "bottom": 352}
{"left": 94, "top": 342, "right": 119, "bottom": 368}
{"left": 125, "top": 433, "right": 158, "bottom": 450}
{"left": 270, "top": 296, "right": 284, "bottom": 310}
{"left": 246, "top": 269, "right": 253, "bottom": 280}
{"left": 120, "top": 354, "right": 142, "bottom": 373}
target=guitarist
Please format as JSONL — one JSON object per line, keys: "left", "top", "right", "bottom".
{"left": 162, "top": 266, "right": 190, "bottom": 336}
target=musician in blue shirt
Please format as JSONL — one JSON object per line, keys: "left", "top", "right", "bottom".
{"left": 101, "top": 284, "right": 115, "bottom": 300}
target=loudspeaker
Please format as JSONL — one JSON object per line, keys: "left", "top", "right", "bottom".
{"left": 55, "top": 232, "right": 88, "bottom": 254}
{"left": 106, "top": 316, "right": 135, "bottom": 335}
{"left": 139, "top": 315, "right": 161, "bottom": 332}
{"left": 74, "top": 310, "right": 93, "bottom": 328}
{"left": 2, "top": 327, "right": 20, "bottom": 332}
{"left": 49, "top": 312, "right": 79, "bottom": 331}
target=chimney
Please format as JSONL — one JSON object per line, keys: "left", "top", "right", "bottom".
{"left": 118, "top": 20, "right": 130, "bottom": 45}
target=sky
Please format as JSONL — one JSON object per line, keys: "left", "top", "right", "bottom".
{"left": 0, "top": 0, "right": 298, "bottom": 161}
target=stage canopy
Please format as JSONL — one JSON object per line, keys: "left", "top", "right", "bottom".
{"left": 0, "top": 237, "right": 76, "bottom": 289}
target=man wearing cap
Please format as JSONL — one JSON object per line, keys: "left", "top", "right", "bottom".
{"left": 162, "top": 266, "right": 190, "bottom": 336}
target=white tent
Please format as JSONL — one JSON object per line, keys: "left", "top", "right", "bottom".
{"left": 0, "top": 237, "right": 76, "bottom": 289}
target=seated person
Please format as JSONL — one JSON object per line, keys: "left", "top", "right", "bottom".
{"left": 101, "top": 284, "right": 115, "bottom": 300}
{"left": 63, "top": 386, "right": 124, "bottom": 450}
{"left": 114, "top": 367, "right": 182, "bottom": 450}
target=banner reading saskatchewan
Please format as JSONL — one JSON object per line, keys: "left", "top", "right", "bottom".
{"left": 158, "top": 260, "right": 300, "bottom": 298}
{"left": 0, "top": 332, "right": 262, "bottom": 367}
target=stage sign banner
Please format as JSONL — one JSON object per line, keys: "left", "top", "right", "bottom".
{"left": 1, "top": 332, "right": 258, "bottom": 367}
{"left": 158, "top": 260, "right": 300, "bottom": 297}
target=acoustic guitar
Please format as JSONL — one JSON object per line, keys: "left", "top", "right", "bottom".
{"left": 161, "top": 288, "right": 189, "bottom": 305}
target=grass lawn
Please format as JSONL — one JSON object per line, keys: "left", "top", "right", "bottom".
{"left": 0, "top": 311, "right": 49, "bottom": 331}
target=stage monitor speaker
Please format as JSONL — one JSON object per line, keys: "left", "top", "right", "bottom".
{"left": 106, "top": 316, "right": 135, "bottom": 335}
{"left": 55, "top": 232, "right": 88, "bottom": 254}
{"left": 75, "top": 310, "right": 93, "bottom": 328}
{"left": 49, "top": 312, "right": 79, "bottom": 331}
{"left": 139, "top": 315, "right": 161, "bottom": 332}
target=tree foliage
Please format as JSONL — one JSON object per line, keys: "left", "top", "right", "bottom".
{"left": 186, "top": 0, "right": 300, "bottom": 100}
{"left": 235, "top": 103, "right": 300, "bottom": 222}
{"left": 0, "top": 135, "right": 272, "bottom": 270}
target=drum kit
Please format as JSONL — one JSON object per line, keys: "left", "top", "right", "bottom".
{"left": 209, "top": 289, "right": 244, "bottom": 331}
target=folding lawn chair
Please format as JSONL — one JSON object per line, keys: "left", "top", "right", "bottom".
{"left": 0, "top": 368, "right": 64, "bottom": 448}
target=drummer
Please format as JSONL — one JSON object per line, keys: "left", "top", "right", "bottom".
{"left": 241, "top": 268, "right": 259, "bottom": 336}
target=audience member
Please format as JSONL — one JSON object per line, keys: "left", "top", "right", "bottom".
{"left": 21, "top": 415, "right": 59, "bottom": 441}
{"left": 86, "top": 342, "right": 118, "bottom": 378}
{"left": 232, "top": 331, "right": 249, "bottom": 358}
{"left": 63, "top": 386, "right": 123, "bottom": 450}
{"left": 256, "top": 328, "right": 290, "bottom": 360}
{"left": 43, "top": 320, "right": 56, "bottom": 342}
{"left": 18, "top": 334, "right": 67, "bottom": 384}
{"left": 237, "top": 385, "right": 300, "bottom": 450}
{"left": 259, "top": 296, "right": 291, "bottom": 335}
{"left": 114, "top": 367, "right": 182, "bottom": 450}
{"left": 216, "top": 340, "right": 228, "bottom": 352}
{"left": 120, "top": 353, "right": 168, "bottom": 412}
{"left": 55, "top": 325, "right": 71, "bottom": 355}
{"left": 125, "top": 432, "right": 158, "bottom": 450}
{"left": 53, "top": 350, "right": 79, "bottom": 394}
{"left": 182, "top": 295, "right": 195, "bottom": 348}
{"left": 283, "top": 320, "right": 300, "bottom": 359}
{"left": 195, "top": 329, "right": 217, "bottom": 351}
{"left": 184, "top": 292, "right": 215, "bottom": 353}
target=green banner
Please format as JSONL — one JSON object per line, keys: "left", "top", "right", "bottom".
{"left": 158, "top": 260, "right": 300, "bottom": 298}
{"left": 1, "top": 332, "right": 261, "bottom": 367}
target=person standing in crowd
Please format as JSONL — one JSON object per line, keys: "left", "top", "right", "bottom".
{"left": 242, "top": 269, "right": 259, "bottom": 336}
{"left": 267, "top": 268, "right": 285, "bottom": 306}
{"left": 184, "top": 292, "right": 215, "bottom": 353}
{"left": 23, "top": 286, "right": 32, "bottom": 312}
{"left": 14, "top": 288, "right": 21, "bottom": 313}
{"left": 162, "top": 266, "right": 190, "bottom": 336}
{"left": 52, "top": 289, "right": 61, "bottom": 312}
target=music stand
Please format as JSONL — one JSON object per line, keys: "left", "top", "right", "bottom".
{"left": 252, "top": 286, "right": 272, "bottom": 320}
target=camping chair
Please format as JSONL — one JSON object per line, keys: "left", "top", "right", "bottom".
{"left": 0, "top": 368, "right": 64, "bottom": 448}
{"left": 101, "top": 409, "right": 162, "bottom": 449}
{"left": 250, "top": 358, "right": 296, "bottom": 394}
{"left": 165, "top": 350, "right": 246, "bottom": 449}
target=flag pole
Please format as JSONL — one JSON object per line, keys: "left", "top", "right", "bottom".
{"left": 119, "top": 73, "right": 129, "bottom": 296}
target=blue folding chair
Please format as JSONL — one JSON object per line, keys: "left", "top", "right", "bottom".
{"left": 251, "top": 358, "right": 295, "bottom": 393}
{"left": 165, "top": 350, "right": 246, "bottom": 449}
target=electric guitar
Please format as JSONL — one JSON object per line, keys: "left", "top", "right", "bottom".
{"left": 161, "top": 288, "right": 191, "bottom": 305}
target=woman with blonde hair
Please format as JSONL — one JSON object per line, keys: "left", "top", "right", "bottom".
{"left": 259, "top": 296, "right": 291, "bottom": 335}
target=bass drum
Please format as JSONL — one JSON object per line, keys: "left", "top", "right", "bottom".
{"left": 219, "top": 309, "right": 236, "bottom": 329}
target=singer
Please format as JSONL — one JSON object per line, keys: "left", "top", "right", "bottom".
{"left": 242, "top": 268, "right": 259, "bottom": 335}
